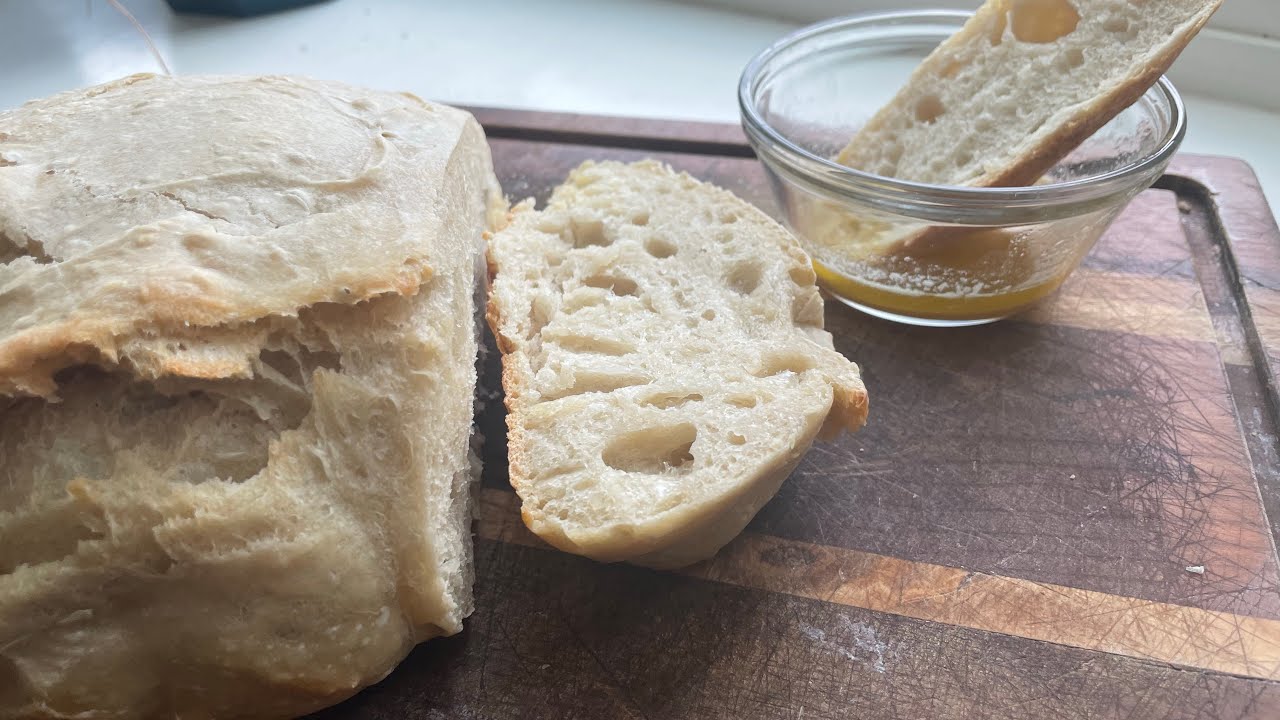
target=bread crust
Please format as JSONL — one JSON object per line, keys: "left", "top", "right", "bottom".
{"left": 0, "top": 74, "right": 475, "bottom": 397}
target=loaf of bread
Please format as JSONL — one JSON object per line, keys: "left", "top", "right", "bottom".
{"left": 487, "top": 161, "right": 867, "bottom": 569}
{"left": 837, "top": 0, "right": 1222, "bottom": 187}
{"left": 0, "top": 74, "right": 504, "bottom": 718}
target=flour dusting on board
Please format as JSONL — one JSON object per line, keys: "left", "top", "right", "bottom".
{"left": 800, "top": 618, "right": 895, "bottom": 674}
{"left": 841, "top": 617, "right": 892, "bottom": 674}
{"left": 800, "top": 625, "right": 826, "bottom": 643}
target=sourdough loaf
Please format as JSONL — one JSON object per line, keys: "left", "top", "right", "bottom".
{"left": 0, "top": 74, "right": 504, "bottom": 719}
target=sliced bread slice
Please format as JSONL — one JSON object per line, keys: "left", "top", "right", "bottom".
{"left": 837, "top": 0, "right": 1222, "bottom": 188}
{"left": 487, "top": 161, "right": 868, "bottom": 569}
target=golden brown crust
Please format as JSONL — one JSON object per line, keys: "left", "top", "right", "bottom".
{"left": 485, "top": 202, "right": 535, "bottom": 503}
{"left": 981, "top": 43, "right": 1192, "bottom": 189}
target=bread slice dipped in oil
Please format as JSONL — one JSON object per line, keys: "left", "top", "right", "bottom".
{"left": 835, "top": 0, "right": 1222, "bottom": 255}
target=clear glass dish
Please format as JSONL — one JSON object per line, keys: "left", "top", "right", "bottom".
{"left": 738, "top": 10, "right": 1186, "bottom": 327}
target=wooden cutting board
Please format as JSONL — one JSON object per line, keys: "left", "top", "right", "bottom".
{"left": 315, "top": 109, "right": 1280, "bottom": 720}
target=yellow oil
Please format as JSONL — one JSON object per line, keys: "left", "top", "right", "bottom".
{"left": 814, "top": 260, "right": 1067, "bottom": 321}
{"left": 790, "top": 193, "right": 1094, "bottom": 322}
{"left": 809, "top": 226, "right": 1071, "bottom": 322}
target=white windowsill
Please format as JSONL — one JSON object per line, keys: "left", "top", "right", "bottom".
{"left": 694, "top": 0, "right": 1280, "bottom": 113}
{"left": 2, "top": 0, "right": 1277, "bottom": 217}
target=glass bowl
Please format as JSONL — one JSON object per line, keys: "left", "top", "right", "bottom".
{"left": 738, "top": 10, "right": 1186, "bottom": 327}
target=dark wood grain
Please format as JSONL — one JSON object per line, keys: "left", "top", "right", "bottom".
{"left": 471, "top": 490, "right": 1280, "bottom": 679}
{"left": 313, "top": 109, "right": 1280, "bottom": 719}
{"left": 1079, "top": 189, "right": 1196, "bottom": 278}
{"left": 760, "top": 323, "right": 1279, "bottom": 616}
{"left": 315, "top": 538, "right": 1280, "bottom": 720}
{"left": 1158, "top": 160, "right": 1280, "bottom": 558}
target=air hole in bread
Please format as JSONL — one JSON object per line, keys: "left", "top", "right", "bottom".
{"left": 631, "top": 211, "right": 650, "bottom": 226}
{"left": 0, "top": 231, "right": 53, "bottom": 265}
{"left": 1060, "top": 47, "right": 1086, "bottom": 69}
{"left": 0, "top": 500, "right": 105, "bottom": 575}
{"left": 644, "top": 236, "right": 678, "bottom": 259}
{"left": 719, "top": 210, "right": 740, "bottom": 224}
{"left": 561, "top": 288, "right": 606, "bottom": 314}
{"left": 714, "top": 229, "right": 733, "bottom": 243}
{"left": 654, "top": 491, "right": 688, "bottom": 513}
{"left": 1102, "top": 15, "right": 1133, "bottom": 36}
{"left": 728, "top": 432, "right": 747, "bottom": 446}
{"left": 528, "top": 293, "right": 555, "bottom": 339}
{"left": 702, "top": 308, "right": 717, "bottom": 321}
{"left": 0, "top": 232, "right": 24, "bottom": 265}
{"left": 582, "top": 273, "right": 638, "bottom": 297}
{"left": 542, "top": 371, "right": 649, "bottom": 401}
{"left": 641, "top": 392, "right": 703, "bottom": 410}
{"left": 534, "top": 461, "right": 587, "bottom": 483}
{"left": 564, "top": 217, "right": 610, "bottom": 248}
{"left": 788, "top": 264, "right": 816, "bottom": 287}
{"left": 602, "top": 423, "right": 697, "bottom": 474}
{"left": 527, "top": 338, "right": 548, "bottom": 376}
{"left": 756, "top": 352, "right": 814, "bottom": 378}
{"left": 940, "top": 59, "right": 965, "bottom": 78}
{"left": 885, "top": 142, "right": 905, "bottom": 168}
{"left": 914, "top": 95, "right": 945, "bottom": 125}
{"left": 727, "top": 394, "right": 759, "bottom": 408}
{"left": 549, "top": 333, "right": 635, "bottom": 356}
{"left": 259, "top": 349, "right": 307, "bottom": 388}
{"left": 537, "top": 217, "right": 565, "bottom": 235}
{"left": 726, "top": 262, "right": 763, "bottom": 296}
{"left": 1009, "top": 0, "right": 1080, "bottom": 44}
{"left": 0, "top": 360, "right": 316, "bottom": 569}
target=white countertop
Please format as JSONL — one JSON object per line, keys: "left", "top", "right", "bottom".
{"left": 4, "top": 0, "right": 1278, "bottom": 216}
